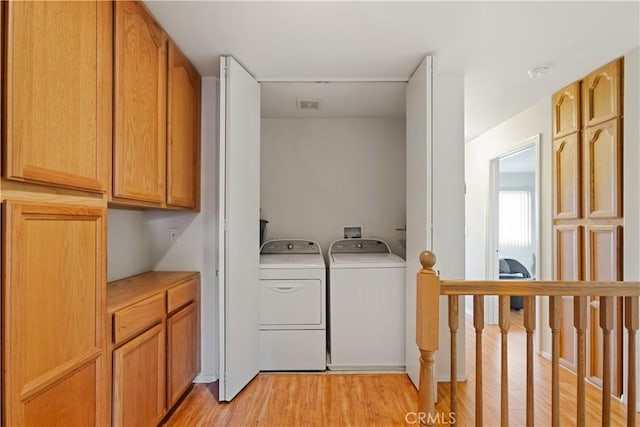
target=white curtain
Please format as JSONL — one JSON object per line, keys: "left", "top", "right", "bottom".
{"left": 499, "top": 190, "right": 532, "bottom": 248}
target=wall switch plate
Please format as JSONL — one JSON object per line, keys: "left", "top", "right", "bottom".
{"left": 169, "top": 227, "right": 178, "bottom": 242}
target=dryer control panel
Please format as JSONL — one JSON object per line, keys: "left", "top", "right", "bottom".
{"left": 260, "top": 239, "right": 321, "bottom": 254}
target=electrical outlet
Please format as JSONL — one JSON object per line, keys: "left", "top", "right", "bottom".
{"left": 169, "top": 227, "right": 178, "bottom": 242}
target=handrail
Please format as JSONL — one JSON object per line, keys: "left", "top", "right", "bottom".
{"left": 440, "top": 280, "right": 640, "bottom": 296}
{"left": 416, "top": 250, "right": 640, "bottom": 427}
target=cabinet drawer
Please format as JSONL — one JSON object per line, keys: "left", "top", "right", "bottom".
{"left": 167, "top": 277, "right": 199, "bottom": 314}
{"left": 113, "top": 293, "right": 165, "bottom": 346}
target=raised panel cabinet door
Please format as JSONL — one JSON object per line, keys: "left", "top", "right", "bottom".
{"left": 583, "top": 119, "right": 622, "bottom": 219}
{"left": 113, "top": 323, "right": 166, "bottom": 427}
{"left": 167, "top": 302, "right": 200, "bottom": 407}
{"left": 114, "top": 1, "right": 167, "bottom": 204}
{"left": 552, "top": 82, "right": 581, "bottom": 138}
{"left": 167, "top": 41, "right": 201, "bottom": 209}
{"left": 582, "top": 58, "right": 622, "bottom": 128}
{"left": 3, "top": 1, "right": 111, "bottom": 192}
{"left": 553, "top": 224, "right": 582, "bottom": 372}
{"left": 584, "top": 225, "right": 623, "bottom": 397}
{"left": 553, "top": 133, "right": 581, "bottom": 219}
{"left": 2, "top": 201, "right": 107, "bottom": 426}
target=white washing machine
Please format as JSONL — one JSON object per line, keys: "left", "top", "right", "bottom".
{"left": 259, "top": 239, "right": 326, "bottom": 370}
{"left": 328, "top": 238, "right": 406, "bottom": 370}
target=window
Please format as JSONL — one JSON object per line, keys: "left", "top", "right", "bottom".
{"left": 499, "top": 190, "right": 532, "bottom": 248}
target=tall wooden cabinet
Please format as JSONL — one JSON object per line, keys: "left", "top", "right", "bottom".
{"left": 3, "top": 1, "right": 112, "bottom": 192}
{"left": 552, "top": 57, "right": 624, "bottom": 396}
{"left": 113, "top": 1, "right": 167, "bottom": 205}
{"left": 2, "top": 201, "right": 107, "bottom": 426}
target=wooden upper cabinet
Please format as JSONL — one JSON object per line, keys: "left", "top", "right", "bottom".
{"left": 552, "top": 82, "right": 581, "bottom": 139}
{"left": 3, "top": 1, "right": 111, "bottom": 192}
{"left": 2, "top": 201, "right": 106, "bottom": 426}
{"left": 114, "top": 1, "right": 167, "bottom": 204}
{"left": 553, "top": 133, "right": 581, "bottom": 219}
{"left": 167, "top": 41, "right": 201, "bottom": 209}
{"left": 582, "top": 58, "right": 622, "bottom": 128}
{"left": 553, "top": 224, "right": 583, "bottom": 281}
{"left": 583, "top": 119, "right": 622, "bottom": 219}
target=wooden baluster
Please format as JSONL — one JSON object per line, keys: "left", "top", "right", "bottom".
{"left": 473, "top": 295, "right": 484, "bottom": 427}
{"left": 448, "top": 295, "right": 459, "bottom": 416}
{"left": 549, "top": 296, "right": 561, "bottom": 427}
{"left": 625, "top": 296, "right": 638, "bottom": 427}
{"left": 498, "top": 295, "right": 510, "bottom": 427}
{"left": 523, "top": 296, "right": 536, "bottom": 427}
{"left": 600, "top": 296, "right": 614, "bottom": 427}
{"left": 416, "top": 251, "right": 440, "bottom": 426}
{"left": 574, "top": 296, "right": 587, "bottom": 427}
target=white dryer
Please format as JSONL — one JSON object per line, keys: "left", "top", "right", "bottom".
{"left": 328, "top": 238, "right": 405, "bottom": 370}
{"left": 259, "top": 239, "right": 326, "bottom": 370}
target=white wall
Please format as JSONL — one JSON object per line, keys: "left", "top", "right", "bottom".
{"left": 465, "top": 97, "right": 552, "bottom": 350}
{"left": 260, "top": 118, "right": 406, "bottom": 258}
{"left": 144, "top": 77, "right": 219, "bottom": 382}
{"left": 107, "top": 209, "right": 152, "bottom": 282}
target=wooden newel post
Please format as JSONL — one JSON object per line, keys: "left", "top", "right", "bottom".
{"left": 416, "top": 251, "right": 440, "bottom": 426}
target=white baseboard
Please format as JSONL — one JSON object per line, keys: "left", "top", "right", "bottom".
{"left": 437, "top": 373, "right": 468, "bottom": 382}
{"left": 194, "top": 374, "right": 218, "bottom": 383}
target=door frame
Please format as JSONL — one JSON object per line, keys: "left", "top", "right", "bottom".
{"left": 486, "top": 134, "right": 542, "bottom": 351}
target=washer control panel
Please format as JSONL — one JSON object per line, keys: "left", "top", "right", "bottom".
{"left": 260, "top": 239, "right": 321, "bottom": 255}
{"left": 329, "top": 239, "right": 390, "bottom": 254}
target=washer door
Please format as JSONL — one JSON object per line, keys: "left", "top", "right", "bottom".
{"left": 260, "top": 280, "right": 322, "bottom": 326}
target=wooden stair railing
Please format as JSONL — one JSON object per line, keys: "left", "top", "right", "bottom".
{"left": 416, "top": 251, "right": 640, "bottom": 427}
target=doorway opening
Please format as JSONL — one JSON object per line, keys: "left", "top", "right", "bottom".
{"left": 484, "top": 135, "right": 541, "bottom": 333}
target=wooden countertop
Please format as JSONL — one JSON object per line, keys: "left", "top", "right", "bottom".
{"left": 107, "top": 271, "right": 199, "bottom": 314}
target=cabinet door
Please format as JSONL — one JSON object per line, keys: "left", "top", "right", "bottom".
{"left": 113, "top": 323, "right": 166, "bottom": 427}
{"left": 552, "top": 82, "right": 581, "bottom": 138}
{"left": 582, "top": 58, "right": 622, "bottom": 128}
{"left": 553, "top": 133, "right": 581, "bottom": 219}
{"left": 167, "top": 302, "right": 200, "bottom": 407}
{"left": 3, "top": 1, "right": 111, "bottom": 192}
{"left": 167, "top": 41, "right": 201, "bottom": 209}
{"left": 2, "top": 201, "right": 106, "bottom": 426}
{"left": 553, "top": 224, "right": 582, "bottom": 371}
{"left": 583, "top": 119, "right": 622, "bottom": 219}
{"left": 114, "top": 1, "right": 167, "bottom": 204}
{"left": 584, "top": 225, "right": 623, "bottom": 396}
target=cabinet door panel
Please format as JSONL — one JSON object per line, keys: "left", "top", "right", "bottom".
{"left": 552, "top": 82, "right": 580, "bottom": 138}
{"left": 114, "top": 1, "right": 167, "bottom": 203}
{"left": 167, "top": 302, "right": 200, "bottom": 407}
{"left": 113, "top": 323, "right": 166, "bottom": 427}
{"left": 4, "top": 1, "right": 111, "bottom": 192}
{"left": 584, "top": 225, "right": 622, "bottom": 396}
{"left": 553, "top": 133, "right": 581, "bottom": 219}
{"left": 582, "top": 58, "right": 622, "bottom": 128}
{"left": 2, "top": 201, "right": 106, "bottom": 425}
{"left": 167, "top": 41, "right": 201, "bottom": 209}
{"left": 584, "top": 119, "right": 622, "bottom": 219}
{"left": 553, "top": 224, "right": 582, "bottom": 371}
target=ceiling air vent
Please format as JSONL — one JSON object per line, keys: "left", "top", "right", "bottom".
{"left": 297, "top": 98, "right": 322, "bottom": 111}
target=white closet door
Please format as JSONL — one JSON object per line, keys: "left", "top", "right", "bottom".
{"left": 218, "top": 56, "right": 261, "bottom": 401}
{"left": 405, "top": 56, "right": 433, "bottom": 388}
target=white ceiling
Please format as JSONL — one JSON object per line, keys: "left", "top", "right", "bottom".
{"left": 145, "top": 1, "right": 640, "bottom": 140}
{"left": 499, "top": 146, "right": 535, "bottom": 174}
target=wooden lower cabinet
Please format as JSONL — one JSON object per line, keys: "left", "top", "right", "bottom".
{"left": 167, "top": 302, "right": 199, "bottom": 407}
{"left": 2, "top": 200, "right": 107, "bottom": 426}
{"left": 113, "top": 323, "right": 166, "bottom": 427}
{"left": 108, "top": 272, "right": 200, "bottom": 425}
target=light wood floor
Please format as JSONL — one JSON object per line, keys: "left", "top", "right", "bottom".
{"left": 165, "top": 312, "right": 635, "bottom": 426}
